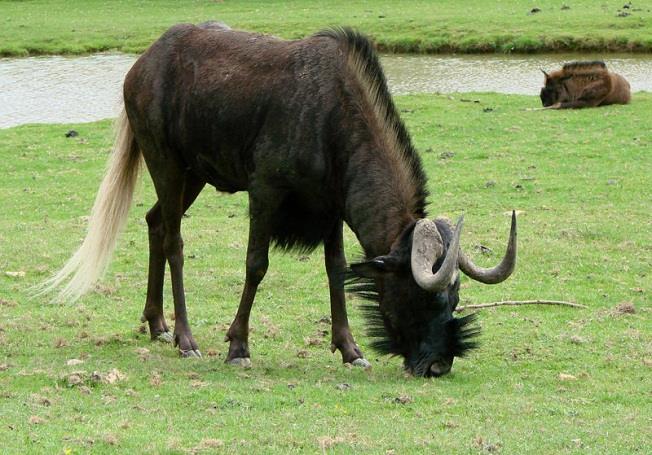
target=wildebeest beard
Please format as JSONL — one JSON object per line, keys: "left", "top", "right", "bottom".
{"left": 345, "top": 270, "right": 480, "bottom": 377}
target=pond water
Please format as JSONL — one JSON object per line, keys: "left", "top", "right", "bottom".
{"left": 1, "top": 53, "right": 651, "bottom": 128}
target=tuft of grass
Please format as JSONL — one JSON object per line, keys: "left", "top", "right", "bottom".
{"left": 0, "top": 93, "right": 650, "bottom": 453}
{"left": 2, "top": 0, "right": 652, "bottom": 56}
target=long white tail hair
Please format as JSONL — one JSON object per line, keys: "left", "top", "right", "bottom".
{"left": 37, "top": 108, "right": 142, "bottom": 302}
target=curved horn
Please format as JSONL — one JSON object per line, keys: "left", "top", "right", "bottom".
{"left": 540, "top": 68, "right": 549, "bottom": 78}
{"left": 411, "top": 216, "right": 463, "bottom": 292}
{"left": 459, "top": 211, "right": 517, "bottom": 284}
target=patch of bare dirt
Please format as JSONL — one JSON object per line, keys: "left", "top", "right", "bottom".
{"left": 317, "top": 436, "right": 345, "bottom": 451}
{"left": 614, "top": 302, "right": 636, "bottom": 314}
{"left": 190, "top": 438, "right": 224, "bottom": 454}
{"left": 149, "top": 371, "right": 162, "bottom": 387}
{"left": 0, "top": 298, "right": 16, "bottom": 307}
{"left": 28, "top": 415, "right": 46, "bottom": 425}
{"left": 558, "top": 373, "right": 577, "bottom": 381}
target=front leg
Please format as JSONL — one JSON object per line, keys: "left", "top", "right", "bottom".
{"left": 224, "top": 192, "right": 275, "bottom": 366}
{"left": 325, "top": 220, "right": 370, "bottom": 368}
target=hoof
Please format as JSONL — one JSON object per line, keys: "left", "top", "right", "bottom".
{"left": 226, "top": 357, "right": 251, "bottom": 368}
{"left": 351, "top": 358, "right": 371, "bottom": 369}
{"left": 180, "top": 349, "right": 202, "bottom": 358}
{"left": 155, "top": 332, "right": 174, "bottom": 343}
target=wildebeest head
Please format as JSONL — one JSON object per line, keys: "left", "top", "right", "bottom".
{"left": 348, "top": 213, "right": 517, "bottom": 377}
{"left": 539, "top": 69, "right": 572, "bottom": 107}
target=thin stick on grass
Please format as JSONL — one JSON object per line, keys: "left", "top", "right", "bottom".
{"left": 455, "top": 300, "right": 587, "bottom": 312}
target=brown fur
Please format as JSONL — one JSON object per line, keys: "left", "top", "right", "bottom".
{"left": 540, "top": 61, "right": 631, "bottom": 109}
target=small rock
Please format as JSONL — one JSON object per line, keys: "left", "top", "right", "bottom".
{"left": 530, "top": 7, "right": 542, "bottom": 14}
{"left": 65, "top": 130, "right": 79, "bottom": 138}
{"left": 335, "top": 383, "right": 351, "bottom": 391}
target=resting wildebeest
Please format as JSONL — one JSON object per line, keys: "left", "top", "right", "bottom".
{"left": 539, "top": 61, "right": 631, "bottom": 109}
{"left": 43, "top": 23, "right": 517, "bottom": 377}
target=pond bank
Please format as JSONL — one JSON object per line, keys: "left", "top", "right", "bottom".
{"left": 2, "top": 0, "right": 652, "bottom": 57}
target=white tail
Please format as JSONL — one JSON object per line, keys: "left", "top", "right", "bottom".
{"left": 38, "top": 109, "right": 142, "bottom": 302}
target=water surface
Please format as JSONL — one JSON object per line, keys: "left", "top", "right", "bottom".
{"left": 1, "top": 53, "right": 651, "bottom": 128}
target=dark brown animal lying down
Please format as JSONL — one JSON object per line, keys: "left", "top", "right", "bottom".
{"left": 540, "top": 61, "right": 631, "bottom": 109}
{"left": 42, "top": 22, "right": 518, "bottom": 377}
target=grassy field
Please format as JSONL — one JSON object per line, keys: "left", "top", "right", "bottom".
{"left": 0, "top": 92, "right": 650, "bottom": 453}
{"left": 2, "top": 0, "right": 652, "bottom": 56}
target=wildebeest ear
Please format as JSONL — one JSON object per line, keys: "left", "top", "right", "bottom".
{"left": 350, "top": 255, "right": 401, "bottom": 278}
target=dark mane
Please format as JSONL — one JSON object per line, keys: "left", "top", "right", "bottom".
{"left": 315, "top": 27, "right": 429, "bottom": 218}
{"left": 562, "top": 60, "right": 607, "bottom": 74}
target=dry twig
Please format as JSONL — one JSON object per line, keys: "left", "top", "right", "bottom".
{"left": 455, "top": 300, "right": 586, "bottom": 312}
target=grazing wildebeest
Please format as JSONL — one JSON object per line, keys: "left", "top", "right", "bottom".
{"left": 43, "top": 23, "right": 517, "bottom": 377}
{"left": 539, "top": 61, "right": 631, "bottom": 109}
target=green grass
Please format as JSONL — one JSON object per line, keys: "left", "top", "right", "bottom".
{"left": 1, "top": 93, "right": 650, "bottom": 453}
{"left": 2, "top": 0, "right": 652, "bottom": 56}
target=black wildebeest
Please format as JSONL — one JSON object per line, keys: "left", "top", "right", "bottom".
{"left": 539, "top": 61, "right": 631, "bottom": 109}
{"left": 43, "top": 23, "right": 517, "bottom": 377}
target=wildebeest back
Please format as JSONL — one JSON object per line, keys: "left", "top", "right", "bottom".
{"left": 125, "top": 24, "right": 355, "bottom": 251}
{"left": 539, "top": 60, "right": 631, "bottom": 108}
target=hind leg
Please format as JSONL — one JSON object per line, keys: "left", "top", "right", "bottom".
{"left": 142, "top": 153, "right": 205, "bottom": 357}
{"left": 141, "top": 201, "right": 171, "bottom": 342}
{"left": 141, "top": 177, "right": 205, "bottom": 344}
